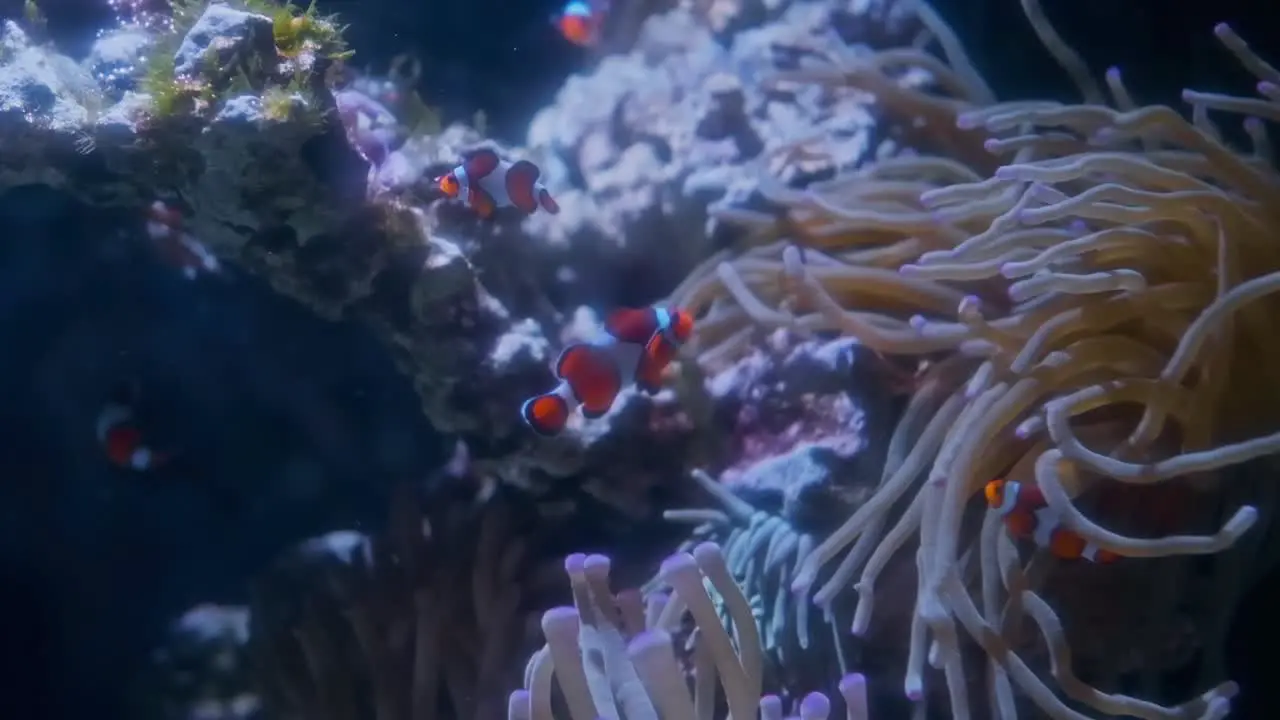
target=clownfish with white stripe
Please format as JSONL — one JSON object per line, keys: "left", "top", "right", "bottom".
{"left": 96, "top": 383, "right": 175, "bottom": 472}
{"left": 146, "top": 201, "right": 221, "bottom": 280}
{"left": 552, "top": 0, "right": 610, "bottom": 47}
{"left": 985, "top": 478, "right": 1121, "bottom": 564}
{"left": 435, "top": 148, "right": 560, "bottom": 220}
{"left": 521, "top": 306, "right": 694, "bottom": 437}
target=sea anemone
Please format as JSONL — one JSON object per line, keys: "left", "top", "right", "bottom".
{"left": 511, "top": 541, "right": 872, "bottom": 720}
{"left": 667, "top": 0, "right": 1279, "bottom": 716}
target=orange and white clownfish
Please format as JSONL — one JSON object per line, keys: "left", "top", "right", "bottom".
{"left": 96, "top": 384, "right": 174, "bottom": 471}
{"left": 435, "top": 148, "right": 560, "bottom": 219}
{"left": 146, "top": 201, "right": 221, "bottom": 280}
{"left": 521, "top": 306, "right": 695, "bottom": 436}
{"left": 552, "top": 0, "right": 609, "bottom": 47}
{"left": 984, "top": 478, "right": 1121, "bottom": 564}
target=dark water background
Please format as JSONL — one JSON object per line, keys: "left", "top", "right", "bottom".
{"left": 0, "top": 0, "right": 1276, "bottom": 718}
{"left": 10, "top": 0, "right": 1279, "bottom": 140}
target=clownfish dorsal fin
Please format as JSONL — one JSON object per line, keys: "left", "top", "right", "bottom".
{"left": 504, "top": 160, "right": 542, "bottom": 214}
{"left": 604, "top": 307, "right": 661, "bottom": 345}
{"left": 463, "top": 148, "right": 501, "bottom": 180}
{"left": 553, "top": 343, "right": 605, "bottom": 386}
{"left": 553, "top": 343, "right": 620, "bottom": 418}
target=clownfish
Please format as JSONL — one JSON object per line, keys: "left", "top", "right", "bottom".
{"left": 985, "top": 478, "right": 1120, "bottom": 564}
{"left": 96, "top": 384, "right": 175, "bottom": 472}
{"left": 552, "top": 0, "right": 609, "bottom": 47}
{"left": 521, "top": 306, "right": 695, "bottom": 436}
{"left": 146, "top": 201, "right": 221, "bottom": 280}
{"left": 435, "top": 148, "right": 560, "bottom": 219}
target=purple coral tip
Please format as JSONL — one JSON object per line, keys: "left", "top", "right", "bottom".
{"left": 800, "top": 691, "right": 831, "bottom": 719}
{"left": 692, "top": 541, "right": 723, "bottom": 563}
{"left": 541, "top": 606, "right": 580, "bottom": 634}
{"left": 840, "top": 672, "right": 867, "bottom": 694}
{"left": 564, "top": 553, "right": 587, "bottom": 574}
{"left": 626, "top": 629, "right": 671, "bottom": 654}
{"left": 659, "top": 552, "right": 697, "bottom": 577}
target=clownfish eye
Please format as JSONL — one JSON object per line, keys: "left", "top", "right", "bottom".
{"left": 437, "top": 175, "right": 460, "bottom": 196}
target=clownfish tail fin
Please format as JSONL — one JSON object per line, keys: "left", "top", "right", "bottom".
{"left": 521, "top": 393, "right": 570, "bottom": 437}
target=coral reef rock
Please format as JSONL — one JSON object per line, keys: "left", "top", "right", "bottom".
{"left": 0, "top": 10, "right": 554, "bottom": 444}
{"left": 524, "top": 0, "right": 907, "bottom": 305}
{"left": 0, "top": 0, "right": 921, "bottom": 502}
{"left": 707, "top": 332, "right": 901, "bottom": 530}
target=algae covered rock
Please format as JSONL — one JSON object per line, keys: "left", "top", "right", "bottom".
{"left": 171, "top": 3, "right": 275, "bottom": 78}
{"left": 0, "top": 2, "right": 555, "bottom": 444}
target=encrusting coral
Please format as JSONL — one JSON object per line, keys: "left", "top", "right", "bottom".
{"left": 511, "top": 540, "right": 871, "bottom": 720}
{"left": 666, "top": 0, "right": 1280, "bottom": 717}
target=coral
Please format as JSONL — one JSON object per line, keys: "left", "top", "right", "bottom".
{"left": 512, "top": 540, "right": 871, "bottom": 719}
{"left": 642, "top": 335, "right": 908, "bottom": 694}
{"left": 653, "top": 470, "right": 842, "bottom": 686}
{"left": 667, "top": 0, "right": 1280, "bottom": 717}
{"left": 524, "top": 0, "right": 902, "bottom": 310}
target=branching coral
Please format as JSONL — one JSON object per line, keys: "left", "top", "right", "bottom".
{"left": 667, "top": 0, "right": 1280, "bottom": 717}
{"left": 512, "top": 541, "right": 871, "bottom": 720}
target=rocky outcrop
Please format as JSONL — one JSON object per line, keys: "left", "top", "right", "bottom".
{"left": 522, "top": 0, "right": 918, "bottom": 306}
{"left": 0, "top": 9, "right": 558, "bottom": 449}
{"left": 0, "top": 0, "right": 923, "bottom": 461}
